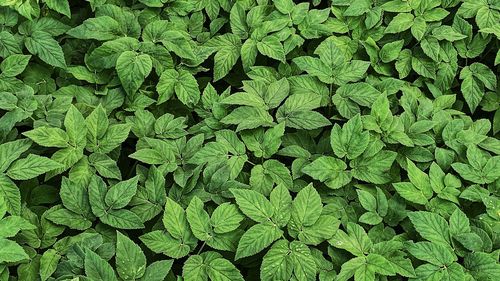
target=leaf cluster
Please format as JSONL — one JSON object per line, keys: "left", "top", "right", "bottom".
{"left": 0, "top": 0, "right": 499, "bottom": 281}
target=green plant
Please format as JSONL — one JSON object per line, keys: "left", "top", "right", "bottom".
{"left": 0, "top": 0, "right": 499, "bottom": 280}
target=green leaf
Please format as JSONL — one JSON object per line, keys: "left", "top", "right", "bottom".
{"left": 357, "top": 190, "right": 377, "bottom": 213}
{"left": 84, "top": 250, "right": 118, "bottom": 281}
{"left": 393, "top": 182, "right": 429, "bottom": 205}
{"left": 406, "top": 159, "right": 433, "bottom": 199}
{"left": 67, "top": 16, "right": 121, "bottom": 41}
{"left": 186, "top": 196, "right": 212, "bottom": 240}
{"left": 330, "top": 114, "right": 370, "bottom": 159}
{"left": 45, "top": 0, "right": 71, "bottom": 18}
{"left": 139, "top": 260, "right": 173, "bottom": 281}
{"left": 105, "top": 176, "right": 139, "bottom": 209}
{"left": 157, "top": 69, "right": 200, "bottom": 106}
{"left": 163, "top": 198, "right": 191, "bottom": 240}
{"left": 0, "top": 216, "right": 35, "bottom": 238}
{"left": 7, "top": 154, "right": 62, "bottom": 180}
{"left": 270, "top": 184, "right": 292, "bottom": 227}
{"left": 380, "top": 40, "right": 404, "bottom": 63}
{"left": 207, "top": 257, "right": 244, "bottom": 281}
{"left": 24, "top": 31, "right": 66, "bottom": 68}
{"left": 411, "top": 55, "right": 436, "bottom": 79}
{"left": 257, "top": 36, "right": 286, "bottom": 62}
{"left": 183, "top": 255, "right": 208, "bottom": 281}
{"left": 344, "top": 0, "right": 371, "bottom": 16}
{"left": 260, "top": 240, "right": 293, "bottom": 281}
{"left": 385, "top": 13, "right": 414, "bottom": 33}
{"left": 230, "top": 188, "right": 274, "bottom": 223}
{"left": 0, "top": 175, "right": 20, "bottom": 215}
{"left": 273, "top": 0, "right": 294, "bottom": 14}
{"left": 90, "top": 153, "right": 122, "bottom": 180}
{"left": 39, "top": 249, "right": 61, "bottom": 281}
{"left": 175, "top": 69, "right": 201, "bottom": 106}
{"left": 289, "top": 241, "right": 317, "bottom": 281}
{"left": 100, "top": 209, "right": 144, "bottom": 229}
{"left": 0, "top": 238, "right": 28, "bottom": 263}
{"left": 116, "top": 231, "right": 147, "bottom": 281}
{"left": 293, "top": 56, "right": 333, "bottom": 84}
{"left": 351, "top": 150, "right": 397, "bottom": 184}
{"left": 329, "top": 223, "right": 372, "bottom": 256}
{"left": 301, "top": 156, "right": 350, "bottom": 189}
{"left": 140, "top": 230, "right": 191, "bottom": 258}
{"left": 221, "top": 106, "right": 274, "bottom": 131}
{"left": 449, "top": 208, "right": 470, "bottom": 236}
{"left": 213, "top": 35, "right": 241, "bottom": 81}
{"left": 407, "top": 242, "right": 456, "bottom": 266}
{"left": 408, "top": 211, "right": 450, "bottom": 245}
{"left": 23, "top": 127, "right": 69, "bottom": 148}
{"left": 291, "top": 184, "right": 322, "bottom": 228}
{"left": 97, "top": 125, "right": 130, "bottom": 155}
{"left": 421, "top": 37, "right": 440, "bottom": 62}
{"left": 64, "top": 105, "right": 87, "bottom": 147}
{"left": 116, "top": 51, "right": 152, "bottom": 95}
{"left": 45, "top": 208, "right": 92, "bottom": 230}
{"left": 235, "top": 222, "right": 283, "bottom": 260}
{"left": 263, "top": 159, "right": 293, "bottom": 188}
{"left": 0, "top": 139, "right": 32, "bottom": 173}
{"left": 336, "top": 256, "right": 366, "bottom": 281}
{"left": 0, "top": 54, "right": 31, "bottom": 77}
{"left": 432, "top": 25, "right": 467, "bottom": 41}
{"left": 210, "top": 203, "right": 244, "bottom": 234}
{"left": 332, "top": 61, "right": 371, "bottom": 85}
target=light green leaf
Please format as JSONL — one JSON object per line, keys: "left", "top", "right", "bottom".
{"left": 289, "top": 241, "right": 317, "bottom": 281}
{"left": 235, "top": 222, "right": 283, "bottom": 260}
{"left": 175, "top": 69, "right": 200, "bottom": 106}
{"left": 116, "top": 51, "right": 152, "bottom": 95}
{"left": 186, "top": 196, "right": 212, "bottom": 240}
{"left": 230, "top": 188, "right": 273, "bottom": 222}
{"left": 385, "top": 13, "right": 414, "bottom": 33}
{"left": 291, "top": 184, "right": 322, "bottom": 228}
{"left": 45, "top": 208, "right": 92, "bottom": 230}
{"left": 25, "top": 31, "right": 66, "bottom": 68}
{"left": 0, "top": 238, "right": 28, "bottom": 263}
{"left": 207, "top": 257, "right": 244, "bottom": 281}
{"left": 301, "top": 156, "right": 350, "bottom": 189}
{"left": 0, "top": 175, "right": 20, "bottom": 215}
{"left": 380, "top": 40, "right": 404, "bottom": 63}
{"left": 330, "top": 114, "right": 370, "bottom": 159}
{"left": 7, "top": 154, "right": 62, "bottom": 180}
{"left": 84, "top": 250, "right": 118, "bottom": 281}
{"left": 45, "top": 0, "right": 71, "bottom": 18}
{"left": 39, "top": 249, "right": 61, "bottom": 281}
{"left": 0, "top": 54, "right": 31, "bottom": 77}
{"left": 329, "top": 223, "right": 372, "bottom": 256}
{"left": 0, "top": 139, "right": 32, "bottom": 173}
{"left": 116, "top": 231, "right": 147, "bottom": 281}
{"left": 22, "top": 127, "right": 68, "bottom": 148}
{"left": 163, "top": 197, "right": 190, "bottom": 238}
{"left": 64, "top": 105, "right": 87, "bottom": 147}
{"left": 270, "top": 184, "right": 292, "bottom": 227}
{"left": 211, "top": 203, "right": 244, "bottom": 234}
{"left": 100, "top": 209, "right": 144, "bottom": 229}
{"left": 257, "top": 36, "right": 286, "bottom": 62}
{"left": 67, "top": 16, "right": 121, "bottom": 41}
{"left": 260, "top": 240, "right": 293, "bottom": 281}
{"left": 408, "top": 211, "right": 450, "bottom": 245}
{"left": 105, "top": 176, "right": 139, "bottom": 209}
{"left": 407, "top": 242, "right": 456, "bottom": 266}
{"left": 139, "top": 260, "right": 173, "bottom": 281}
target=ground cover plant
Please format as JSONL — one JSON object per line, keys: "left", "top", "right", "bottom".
{"left": 0, "top": 0, "right": 499, "bottom": 280}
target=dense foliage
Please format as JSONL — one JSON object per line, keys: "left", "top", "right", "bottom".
{"left": 0, "top": 0, "right": 499, "bottom": 280}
